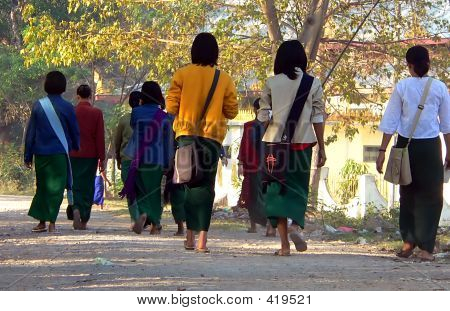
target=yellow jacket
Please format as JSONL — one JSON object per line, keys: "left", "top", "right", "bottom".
{"left": 166, "top": 64, "right": 238, "bottom": 143}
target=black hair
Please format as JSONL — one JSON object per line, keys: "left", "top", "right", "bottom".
{"left": 76, "top": 84, "right": 92, "bottom": 99}
{"left": 253, "top": 98, "right": 260, "bottom": 110}
{"left": 129, "top": 91, "right": 141, "bottom": 108}
{"left": 406, "top": 45, "right": 430, "bottom": 77}
{"left": 191, "top": 32, "right": 219, "bottom": 67}
{"left": 274, "top": 40, "right": 308, "bottom": 80}
{"left": 141, "top": 81, "right": 164, "bottom": 106}
{"left": 44, "top": 71, "right": 66, "bottom": 95}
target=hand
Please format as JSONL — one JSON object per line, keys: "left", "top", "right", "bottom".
{"left": 25, "top": 162, "right": 32, "bottom": 169}
{"left": 317, "top": 149, "right": 327, "bottom": 168}
{"left": 376, "top": 151, "right": 386, "bottom": 174}
{"left": 445, "top": 158, "right": 450, "bottom": 170}
{"left": 238, "top": 164, "right": 243, "bottom": 179}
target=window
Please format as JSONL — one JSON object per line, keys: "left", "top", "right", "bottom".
{"left": 363, "top": 145, "right": 380, "bottom": 162}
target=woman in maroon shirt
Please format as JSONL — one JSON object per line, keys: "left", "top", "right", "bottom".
{"left": 69, "top": 85, "right": 106, "bottom": 230}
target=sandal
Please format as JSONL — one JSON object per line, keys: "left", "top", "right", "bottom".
{"left": 273, "top": 249, "right": 290, "bottom": 256}
{"left": 73, "top": 209, "right": 82, "bottom": 230}
{"left": 396, "top": 249, "right": 414, "bottom": 258}
{"left": 289, "top": 232, "right": 307, "bottom": 252}
{"left": 32, "top": 225, "right": 47, "bottom": 233}
{"left": 184, "top": 241, "right": 195, "bottom": 250}
{"left": 195, "top": 248, "right": 210, "bottom": 253}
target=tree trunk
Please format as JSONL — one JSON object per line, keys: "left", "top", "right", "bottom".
{"left": 259, "top": 0, "right": 283, "bottom": 56}
{"left": 299, "top": 0, "right": 330, "bottom": 210}
{"left": 10, "top": 0, "right": 22, "bottom": 48}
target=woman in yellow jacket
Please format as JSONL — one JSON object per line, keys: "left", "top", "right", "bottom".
{"left": 166, "top": 33, "right": 238, "bottom": 252}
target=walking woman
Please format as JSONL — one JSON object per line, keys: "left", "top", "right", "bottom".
{"left": 166, "top": 32, "right": 238, "bottom": 252}
{"left": 121, "top": 81, "right": 174, "bottom": 235}
{"left": 24, "top": 71, "right": 80, "bottom": 232}
{"left": 258, "top": 40, "right": 326, "bottom": 256}
{"left": 114, "top": 91, "right": 141, "bottom": 224}
{"left": 238, "top": 98, "right": 275, "bottom": 236}
{"left": 377, "top": 45, "right": 450, "bottom": 261}
{"left": 70, "top": 85, "right": 106, "bottom": 230}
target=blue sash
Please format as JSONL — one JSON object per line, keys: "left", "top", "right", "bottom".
{"left": 39, "top": 97, "right": 74, "bottom": 205}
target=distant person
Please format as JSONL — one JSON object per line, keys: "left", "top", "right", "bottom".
{"left": 114, "top": 91, "right": 141, "bottom": 223}
{"left": 238, "top": 98, "right": 275, "bottom": 236}
{"left": 377, "top": 45, "right": 450, "bottom": 261}
{"left": 24, "top": 71, "right": 80, "bottom": 233}
{"left": 120, "top": 81, "right": 174, "bottom": 235}
{"left": 258, "top": 40, "right": 326, "bottom": 256}
{"left": 69, "top": 84, "right": 106, "bottom": 230}
{"left": 166, "top": 32, "right": 238, "bottom": 252}
{"left": 93, "top": 168, "right": 111, "bottom": 209}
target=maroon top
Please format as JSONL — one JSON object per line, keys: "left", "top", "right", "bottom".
{"left": 69, "top": 101, "right": 105, "bottom": 164}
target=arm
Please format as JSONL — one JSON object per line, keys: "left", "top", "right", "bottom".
{"left": 438, "top": 85, "right": 450, "bottom": 168}
{"left": 114, "top": 117, "right": 124, "bottom": 169}
{"left": 96, "top": 111, "right": 106, "bottom": 170}
{"left": 24, "top": 103, "right": 37, "bottom": 167}
{"left": 313, "top": 123, "right": 326, "bottom": 168}
{"left": 166, "top": 70, "right": 182, "bottom": 116}
{"left": 222, "top": 78, "right": 238, "bottom": 120}
{"left": 257, "top": 80, "right": 271, "bottom": 127}
{"left": 376, "top": 133, "right": 393, "bottom": 174}
{"left": 68, "top": 106, "right": 80, "bottom": 151}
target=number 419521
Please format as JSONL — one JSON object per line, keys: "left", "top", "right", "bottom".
{"left": 266, "top": 295, "right": 311, "bottom": 305}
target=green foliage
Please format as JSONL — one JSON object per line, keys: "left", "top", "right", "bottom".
{"left": 0, "top": 143, "right": 34, "bottom": 193}
{"left": 337, "top": 159, "right": 368, "bottom": 204}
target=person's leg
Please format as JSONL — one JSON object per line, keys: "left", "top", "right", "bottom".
{"left": 28, "top": 155, "right": 67, "bottom": 231}
{"left": 135, "top": 164, "right": 163, "bottom": 234}
{"left": 71, "top": 158, "right": 97, "bottom": 229}
{"left": 399, "top": 185, "right": 416, "bottom": 252}
{"left": 185, "top": 137, "right": 220, "bottom": 251}
{"left": 265, "top": 220, "right": 276, "bottom": 236}
{"left": 247, "top": 220, "right": 257, "bottom": 233}
{"left": 276, "top": 217, "right": 290, "bottom": 256}
{"left": 170, "top": 184, "right": 187, "bottom": 236}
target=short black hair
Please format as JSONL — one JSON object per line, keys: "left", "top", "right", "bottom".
{"left": 253, "top": 98, "right": 260, "bottom": 110}
{"left": 129, "top": 91, "right": 141, "bottom": 108}
{"left": 76, "top": 84, "right": 92, "bottom": 99}
{"left": 406, "top": 45, "right": 430, "bottom": 77}
{"left": 274, "top": 40, "right": 308, "bottom": 80}
{"left": 141, "top": 81, "right": 164, "bottom": 106}
{"left": 44, "top": 71, "right": 66, "bottom": 94}
{"left": 191, "top": 32, "right": 219, "bottom": 67}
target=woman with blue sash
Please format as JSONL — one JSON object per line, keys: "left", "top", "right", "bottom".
{"left": 24, "top": 71, "right": 80, "bottom": 233}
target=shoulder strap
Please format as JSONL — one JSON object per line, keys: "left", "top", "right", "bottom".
{"left": 282, "top": 73, "right": 315, "bottom": 143}
{"left": 407, "top": 77, "right": 433, "bottom": 144}
{"left": 199, "top": 69, "right": 221, "bottom": 121}
{"left": 39, "top": 97, "right": 73, "bottom": 195}
{"left": 39, "top": 97, "right": 69, "bottom": 154}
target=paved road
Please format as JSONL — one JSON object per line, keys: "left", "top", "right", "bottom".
{"left": 0, "top": 195, "right": 449, "bottom": 290}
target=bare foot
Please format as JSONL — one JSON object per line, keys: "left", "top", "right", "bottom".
{"left": 266, "top": 226, "right": 276, "bottom": 237}
{"left": 48, "top": 222, "right": 58, "bottom": 233}
{"left": 150, "top": 224, "right": 162, "bottom": 235}
{"left": 274, "top": 249, "right": 290, "bottom": 256}
{"left": 416, "top": 250, "right": 435, "bottom": 261}
{"left": 247, "top": 227, "right": 257, "bottom": 233}
{"left": 132, "top": 213, "right": 147, "bottom": 234}
{"left": 73, "top": 209, "right": 82, "bottom": 230}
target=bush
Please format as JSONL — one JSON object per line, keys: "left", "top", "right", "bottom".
{"left": 337, "top": 159, "right": 368, "bottom": 204}
{"left": 0, "top": 143, "right": 34, "bottom": 193}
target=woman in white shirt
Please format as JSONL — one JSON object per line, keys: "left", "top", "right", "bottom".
{"left": 258, "top": 40, "right": 326, "bottom": 256}
{"left": 377, "top": 45, "right": 450, "bottom": 261}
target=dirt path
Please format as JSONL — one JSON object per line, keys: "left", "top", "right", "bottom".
{"left": 0, "top": 195, "right": 449, "bottom": 291}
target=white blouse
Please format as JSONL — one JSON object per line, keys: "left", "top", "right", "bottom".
{"left": 379, "top": 77, "right": 450, "bottom": 138}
